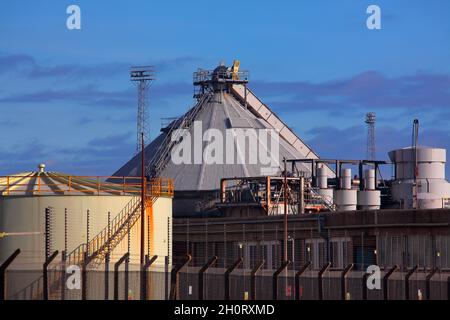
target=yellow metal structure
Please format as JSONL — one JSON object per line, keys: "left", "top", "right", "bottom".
{"left": 232, "top": 59, "right": 240, "bottom": 80}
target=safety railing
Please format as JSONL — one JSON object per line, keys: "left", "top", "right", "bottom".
{"left": 0, "top": 175, "right": 173, "bottom": 197}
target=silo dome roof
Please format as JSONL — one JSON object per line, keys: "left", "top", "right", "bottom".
{"left": 0, "top": 170, "right": 141, "bottom": 196}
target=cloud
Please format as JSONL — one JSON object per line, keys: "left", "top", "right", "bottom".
{"left": 252, "top": 71, "right": 450, "bottom": 112}
{"left": 0, "top": 81, "right": 192, "bottom": 108}
{"left": 305, "top": 124, "right": 450, "bottom": 177}
{"left": 0, "top": 133, "right": 134, "bottom": 176}
{"left": 0, "top": 53, "right": 200, "bottom": 79}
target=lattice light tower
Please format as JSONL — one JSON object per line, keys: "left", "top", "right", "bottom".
{"left": 130, "top": 66, "right": 155, "bottom": 154}
{"left": 365, "top": 112, "right": 376, "bottom": 160}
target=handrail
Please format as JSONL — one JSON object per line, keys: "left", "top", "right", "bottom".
{"left": 0, "top": 175, "right": 173, "bottom": 197}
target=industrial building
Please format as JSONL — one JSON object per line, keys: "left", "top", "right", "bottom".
{"left": 2, "top": 61, "right": 450, "bottom": 300}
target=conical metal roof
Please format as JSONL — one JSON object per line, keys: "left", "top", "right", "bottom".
{"left": 0, "top": 169, "right": 141, "bottom": 196}
{"left": 114, "top": 88, "right": 324, "bottom": 191}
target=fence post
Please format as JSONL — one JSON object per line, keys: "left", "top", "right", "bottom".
{"left": 318, "top": 262, "right": 331, "bottom": 300}
{"left": 295, "top": 261, "right": 311, "bottom": 300}
{"left": 447, "top": 276, "right": 450, "bottom": 300}
{"left": 60, "top": 250, "right": 66, "bottom": 300}
{"left": 104, "top": 252, "right": 110, "bottom": 300}
{"left": 43, "top": 250, "right": 59, "bottom": 300}
{"left": 81, "top": 251, "right": 90, "bottom": 300}
{"left": 224, "top": 257, "right": 243, "bottom": 300}
{"left": 164, "top": 256, "right": 169, "bottom": 300}
{"left": 425, "top": 267, "right": 438, "bottom": 300}
{"left": 404, "top": 265, "right": 418, "bottom": 300}
{"left": 250, "top": 260, "right": 265, "bottom": 300}
{"left": 341, "top": 263, "right": 354, "bottom": 300}
{"left": 198, "top": 256, "right": 218, "bottom": 300}
{"left": 0, "top": 249, "right": 20, "bottom": 300}
{"left": 141, "top": 255, "right": 158, "bottom": 300}
{"left": 169, "top": 254, "right": 191, "bottom": 300}
{"left": 273, "top": 260, "right": 291, "bottom": 300}
{"left": 362, "top": 272, "right": 369, "bottom": 300}
{"left": 383, "top": 265, "right": 398, "bottom": 300}
{"left": 114, "top": 252, "right": 129, "bottom": 300}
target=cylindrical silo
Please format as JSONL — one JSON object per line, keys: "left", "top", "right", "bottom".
{"left": 0, "top": 166, "right": 173, "bottom": 299}
{"left": 334, "top": 168, "right": 357, "bottom": 211}
{"left": 357, "top": 169, "right": 381, "bottom": 210}
{"left": 388, "top": 147, "right": 450, "bottom": 209}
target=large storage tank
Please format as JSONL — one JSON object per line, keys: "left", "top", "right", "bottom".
{"left": 0, "top": 165, "right": 173, "bottom": 299}
{"left": 388, "top": 147, "right": 450, "bottom": 209}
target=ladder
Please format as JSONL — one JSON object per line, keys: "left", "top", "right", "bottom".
{"left": 146, "top": 93, "right": 211, "bottom": 177}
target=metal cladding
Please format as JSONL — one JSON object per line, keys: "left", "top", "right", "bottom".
{"left": 113, "top": 65, "right": 324, "bottom": 192}
{"left": 389, "top": 146, "right": 450, "bottom": 209}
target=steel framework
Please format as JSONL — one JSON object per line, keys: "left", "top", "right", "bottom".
{"left": 130, "top": 66, "right": 155, "bottom": 154}
{"left": 365, "top": 112, "right": 376, "bottom": 160}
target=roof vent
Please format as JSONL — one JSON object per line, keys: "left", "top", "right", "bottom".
{"left": 38, "top": 163, "right": 46, "bottom": 173}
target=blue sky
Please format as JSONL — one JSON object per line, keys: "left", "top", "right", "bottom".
{"left": 1, "top": 0, "right": 450, "bottom": 177}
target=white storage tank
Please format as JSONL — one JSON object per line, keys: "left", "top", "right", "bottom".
{"left": 317, "top": 166, "right": 333, "bottom": 204}
{"left": 334, "top": 168, "right": 357, "bottom": 211}
{"left": 388, "top": 147, "right": 450, "bottom": 209}
{"left": 0, "top": 165, "right": 173, "bottom": 298}
{"left": 357, "top": 169, "right": 381, "bottom": 210}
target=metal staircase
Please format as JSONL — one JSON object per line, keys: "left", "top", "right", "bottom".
{"left": 146, "top": 93, "right": 211, "bottom": 177}
{"left": 11, "top": 178, "right": 173, "bottom": 300}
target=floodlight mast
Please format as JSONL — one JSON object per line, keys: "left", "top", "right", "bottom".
{"left": 130, "top": 66, "right": 155, "bottom": 155}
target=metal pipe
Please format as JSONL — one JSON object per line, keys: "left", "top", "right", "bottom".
{"left": 141, "top": 132, "right": 145, "bottom": 266}
{"left": 0, "top": 249, "right": 20, "bottom": 300}
{"left": 224, "top": 257, "right": 243, "bottom": 300}
{"left": 299, "top": 177, "right": 305, "bottom": 214}
{"left": 198, "top": 256, "right": 218, "bottom": 300}
{"left": 43, "top": 250, "right": 59, "bottom": 300}
{"left": 295, "top": 261, "right": 311, "bottom": 300}
{"left": 273, "top": 260, "right": 291, "bottom": 300}
{"left": 283, "top": 157, "right": 288, "bottom": 262}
